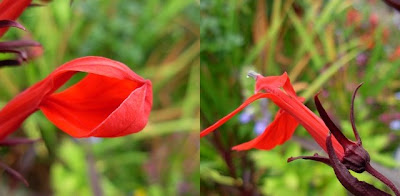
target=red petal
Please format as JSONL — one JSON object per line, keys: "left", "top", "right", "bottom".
{"left": 201, "top": 72, "right": 344, "bottom": 158}
{"left": 255, "top": 72, "right": 344, "bottom": 157}
{"left": 201, "top": 93, "right": 298, "bottom": 151}
{"left": 0, "top": 0, "right": 32, "bottom": 37}
{"left": 232, "top": 109, "right": 298, "bottom": 151}
{"left": 0, "top": 56, "right": 152, "bottom": 139}
{"left": 255, "top": 72, "right": 296, "bottom": 97}
{"left": 200, "top": 93, "right": 268, "bottom": 138}
{"left": 0, "top": 79, "right": 51, "bottom": 139}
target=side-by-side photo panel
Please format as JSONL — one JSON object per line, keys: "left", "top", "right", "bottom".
{"left": 200, "top": 0, "right": 400, "bottom": 195}
{"left": 0, "top": 1, "right": 199, "bottom": 195}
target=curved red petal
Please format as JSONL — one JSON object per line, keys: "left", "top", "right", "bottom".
{"left": 40, "top": 73, "right": 151, "bottom": 137}
{"left": 232, "top": 109, "right": 298, "bottom": 151}
{"left": 88, "top": 82, "right": 151, "bottom": 137}
{"left": 254, "top": 72, "right": 344, "bottom": 157}
{"left": 0, "top": 79, "right": 52, "bottom": 139}
{"left": 264, "top": 88, "right": 344, "bottom": 158}
{"left": 0, "top": 56, "right": 152, "bottom": 139}
{"left": 200, "top": 93, "right": 268, "bottom": 138}
{"left": 0, "top": 0, "right": 32, "bottom": 37}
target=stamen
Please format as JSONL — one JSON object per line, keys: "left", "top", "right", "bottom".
{"left": 247, "top": 70, "right": 260, "bottom": 80}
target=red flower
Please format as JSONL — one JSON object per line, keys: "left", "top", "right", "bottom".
{"left": 0, "top": 0, "right": 32, "bottom": 37}
{"left": 0, "top": 56, "right": 152, "bottom": 140}
{"left": 201, "top": 72, "right": 344, "bottom": 159}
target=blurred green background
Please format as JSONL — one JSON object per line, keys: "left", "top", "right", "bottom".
{"left": 201, "top": 0, "right": 400, "bottom": 195}
{"left": 0, "top": 0, "right": 199, "bottom": 195}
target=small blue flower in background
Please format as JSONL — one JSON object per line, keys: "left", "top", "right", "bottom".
{"left": 394, "top": 92, "right": 400, "bottom": 100}
{"left": 239, "top": 109, "right": 253, "bottom": 124}
{"left": 87, "top": 137, "right": 103, "bottom": 143}
{"left": 253, "top": 99, "right": 271, "bottom": 135}
{"left": 390, "top": 120, "right": 400, "bottom": 131}
{"left": 253, "top": 120, "right": 268, "bottom": 135}
{"left": 238, "top": 99, "right": 271, "bottom": 135}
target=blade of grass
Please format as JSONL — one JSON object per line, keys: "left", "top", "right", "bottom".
{"left": 242, "top": 0, "right": 293, "bottom": 68}
{"left": 288, "top": 10, "right": 324, "bottom": 69}
{"left": 300, "top": 49, "right": 360, "bottom": 100}
{"left": 289, "top": 53, "right": 311, "bottom": 81}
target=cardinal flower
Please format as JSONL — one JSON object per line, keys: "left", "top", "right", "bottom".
{"left": 202, "top": 72, "right": 400, "bottom": 195}
{"left": 0, "top": 56, "right": 152, "bottom": 140}
{"left": 200, "top": 71, "right": 344, "bottom": 159}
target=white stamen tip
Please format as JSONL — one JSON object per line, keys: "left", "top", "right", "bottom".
{"left": 247, "top": 70, "right": 260, "bottom": 80}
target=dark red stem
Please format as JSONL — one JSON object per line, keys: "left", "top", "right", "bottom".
{"left": 350, "top": 84, "right": 363, "bottom": 145}
{"left": 366, "top": 163, "right": 400, "bottom": 196}
{"left": 314, "top": 94, "right": 353, "bottom": 147}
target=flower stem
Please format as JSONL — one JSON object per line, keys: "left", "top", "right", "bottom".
{"left": 366, "top": 163, "right": 400, "bottom": 196}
